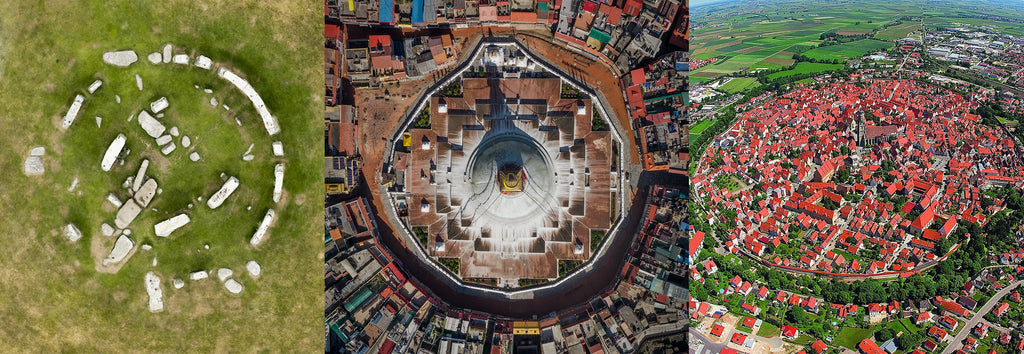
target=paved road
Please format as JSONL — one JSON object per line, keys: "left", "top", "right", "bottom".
{"left": 942, "top": 280, "right": 1023, "bottom": 354}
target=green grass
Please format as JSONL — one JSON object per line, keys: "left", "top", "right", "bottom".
{"left": 767, "top": 62, "right": 845, "bottom": 81}
{"left": 875, "top": 22, "right": 921, "bottom": 40}
{"left": 0, "top": 0, "right": 322, "bottom": 351}
{"left": 736, "top": 324, "right": 753, "bottom": 333}
{"left": 690, "top": 119, "right": 715, "bottom": 136}
{"left": 835, "top": 327, "right": 875, "bottom": 349}
{"left": 717, "top": 77, "right": 760, "bottom": 94}
{"left": 801, "top": 39, "right": 893, "bottom": 62}
{"left": 757, "top": 321, "right": 781, "bottom": 337}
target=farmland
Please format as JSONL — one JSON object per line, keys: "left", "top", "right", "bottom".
{"left": 716, "top": 77, "right": 760, "bottom": 94}
{"left": 766, "top": 62, "right": 845, "bottom": 81}
{"left": 799, "top": 39, "right": 893, "bottom": 62}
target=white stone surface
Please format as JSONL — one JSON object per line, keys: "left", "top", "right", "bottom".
{"left": 144, "top": 271, "right": 163, "bottom": 312}
{"left": 133, "top": 159, "right": 149, "bottom": 192}
{"left": 62, "top": 94, "right": 84, "bottom": 129}
{"left": 123, "top": 228, "right": 131, "bottom": 235}
{"left": 272, "top": 141, "right": 284, "bottom": 156}
{"left": 138, "top": 111, "right": 165, "bottom": 139}
{"left": 216, "top": 268, "right": 233, "bottom": 282}
{"left": 273, "top": 164, "right": 284, "bottom": 203}
{"left": 160, "top": 142, "right": 176, "bottom": 155}
{"left": 103, "top": 235, "right": 134, "bottom": 265}
{"left": 101, "top": 133, "right": 127, "bottom": 172}
{"left": 154, "top": 214, "right": 190, "bottom": 237}
{"left": 101, "top": 223, "right": 115, "bottom": 236}
{"left": 189, "top": 271, "right": 209, "bottom": 280}
{"left": 210, "top": 97, "right": 218, "bottom": 106}
{"left": 223, "top": 104, "right": 230, "bottom": 111}
{"left": 147, "top": 52, "right": 162, "bottom": 64}
{"left": 150, "top": 97, "right": 169, "bottom": 113}
{"left": 135, "top": 74, "right": 143, "bottom": 91}
{"left": 96, "top": 116, "right": 102, "bottom": 128}
{"left": 87, "top": 80, "right": 103, "bottom": 94}
{"left": 181, "top": 135, "right": 191, "bottom": 148}
{"left": 24, "top": 156, "right": 43, "bottom": 175}
{"left": 134, "top": 178, "right": 157, "bottom": 207}
{"left": 64, "top": 224, "right": 82, "bottom": 242}
{"left": 106, "top": 193, "right": 122, "bottom": 208}
{"left": 115, "top": 95, "right": 121, "bottom": 104}
{"left": 152, "top": 257, "right": 158, "bottom": 266}
{"left": 224, "top": 278, "right": 243, "bottom": 294}
{"left": 68, "top": 177, "right": 79, "bottom": 192}
{"left": 102, "top": 50, "right": 138, "bottom": 67}
{"left": 162, "top": 44, "right": 172, "bottom": 64}
{"left": 194, "top": 55, "right": 212, "bottom": 70}
{"left": 217, "top": 67, "right": 280, "bottom": 135}
{"left": 249, "top": 209, "right": 276, "bottom": 245}
{"left": 203, "top": 88, "right": 213, "bottom": 94}
{"left": 172, "top": 54, "right": 189, "bottom": 65}
{"left": 141, "top": 244, "right": 152, "bottom": 250}
{"left": 169, "top": 126, "right": 179, "bottom": 136}
{"left": 242, "top": 154, "right": 255, "bottom": 161}
{"left": 207, "top": 176, "right": 239, "bottom": 209}
{"left": 246, "top": 260, "right": 261, "bottom": 277}
{"left": 114, "top": 200, "right": 142, "bottom": 229}
{"left": 173, "top": 278, "right": 184, "bottom": 289}
{"left": 155, "top": 135, "right": 172, "bottom": 146}
{"left": 190, "top": 152, "right": 201, "bottom": 161}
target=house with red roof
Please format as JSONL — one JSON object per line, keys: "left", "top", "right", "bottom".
{"left": 995, "top": 302, "right": 1010, "bottom": 316}
{"left": 811, "top": 340, "right": 828, "bottom": 354}
{"left": 711, "top": 323, "right": 725, "bottom": 337}
{"left": 781, "top": 325, "right": 799, "bottom": 339}
{"left": 858, "top": 338, "right": 885, "bottom": 354}
{"left": 927, "top": 325, "right": 948, "bottom": 341}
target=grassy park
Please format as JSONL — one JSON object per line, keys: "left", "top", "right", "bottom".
{"left": 0, "top": 0, "right": 322, "bottom": 351}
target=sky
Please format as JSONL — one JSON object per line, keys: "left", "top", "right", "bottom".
{"left": 691, "top": 0, "right": 735, "bottom": 7}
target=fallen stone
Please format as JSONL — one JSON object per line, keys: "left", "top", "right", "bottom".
{"left": 172, "top": 54, "right": 189, "bottom": 65}
{"left": 204, "top": 244, "right": 210, "bottom": 250}
{"left": 203, "top": 88, "right": 213, "bottom": 94}
{"left": 106, "top": 193, "right": 122, "bottom": 208}
{"left": 194, "top": 55, "right": 212, "bottom": 70}
{"left": 207, "top": 176, "right": 239, "bottom": 209}
{"left": 64, "top": 224, "right": 82, "bottom": 242}
{"left": 154, "top": 214, "right": 190, "bottom": 237}
{"left": 272, "top": 141, "right": 284, "bottom": 156}
{"left": 216, "top": 268, "right": 233, "bottom": 282}
{"left": 102, "top": 50, "right": 138, "bottom": 67}
{"left": 150, "top": 97, "right": 169, "bottom": 113}
{"left": 249, "top": 209, "right": 276, "bottom": 245}
{"left": 218, "top": 67, "right": 280, "bottom": 135}
{"left": 103, "top": 235, "right": 134, "bottom": 265}
{"left": 127, "top": 113, "right": 133, "bottom": 122}
{"left": 147, "top": 52, "right": 161, "bottom": 64}
{"left": 189, "top": 152, "right": 200, "bottom": 161}
{"left": 68, "top": 177, "right": 79, "bottom": 192}
{"left": 246, "top": 260, "right": 261, "bottom": 277}
{"left": 101, "top": 133, "right": 127, "bottom": 172}
{"left": 123, "top": 228, "right": 131, "bottom": 235}
{"left": 133, "top": 159, "right": 149, "bottom": 192}
{"left": 224, "top": 278, "right": 243, "bottom": 294}
{"left": 115, "top": 95, "right": 121, "bottom": 103}
{"left": 61, "top": 94, "right": 85, "bottom": 129}
{"left": 122, "top": 176, "right": 133, "bottom": 189}
{"left": 144, "top": 271, "right": 163, "bottom": 312}
{"left": 138, "top": 111, "right": 165, "bottom": 138}
{"left": 181, "top": 135, "right": 191, "bottom": 148}
{"left": 189, "top": 271, "right": 209, "bottom": 280}
{"left": 114, "top": 200, "right": 142, "bottom": 229}
{"left": 242, "top": 154, "right": 254, "bottom": 161}
{"left": 141, "top": 244, "right": 152, "bottom": 250}
{"left": 24, "top": 156, "right": 44, "bottom": 175}
{"left": 243, "top": 143, "right": 254, "bottom": 156}
{"left": 134, "top": 178, "right": 158, "bottom": 207}
{"left": 273, "top": 164, "right": 284, "bottom": 203}
{"left": 101, "top": 223, "right": 115, "bottom": 236}
{"left": 210, "top": 97, "right": 218, "bottom": 106}
{"left": 160, "top": 142, "right": 176, "bottom": 155}
{"left": 223, "top": 104, "right": 230, "bottom": 111}
{"left": 155, "top": 135, "right": 172, "bottom": 146}
{"left": 96, "top": 116, "right": 102, "bottom": 128}
{"left": 169, "top": 126, "right": 179, "bottom": 136}
{"left": 235, "top": 118, "right": 242, "bottom": 126}
{"left": 152, "top": 257, "right": 158, "bottom": 266}
{"left": 173, "top": 278, "right": 184, "bottom": 289}
{"left": 135, "top": 74, "right": 143, "bottom": 91}
{"left": 162, "top": 44, "right": 172, "bottom": 64}
{"left": 156, "top": 113, "right": 164, "bottom": 118}
{"left": 88, "top": 80, "right": 103, "bottom": 94}
{"left": 30, "top": 146, "right": 45, "bottom": 156}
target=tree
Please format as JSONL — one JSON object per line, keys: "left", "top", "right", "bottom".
{"left": 896, "top": 333, "right": 923, "bottom": 350}
{"left": 875, "top": 328, "right": 895, "bottom": 342}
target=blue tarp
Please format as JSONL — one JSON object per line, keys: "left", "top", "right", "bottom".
{"left": 380, "top": 0, "right": 394, "bottom": 23}
{"left": 412, "top": 0, "right": 424, "bottom": 23}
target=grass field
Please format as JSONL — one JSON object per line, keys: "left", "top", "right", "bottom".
{"left": 875, "top": 22, "right": 921, "bottom": 40}
{"left": 767, "top": 62, "right": 845, "bottom": 81}
{"left": 717, "top": 77, "right": 760, "bottom": 94}
{"left": 0, "top": 0, "right": 322, "bottom": 351}
{"left": 756, "top": 321, "right": 781, "bottom": 337}
{"left": 835, "top": 327, "right": 875, "bottom": 349}
{"left": 800, "top": 39, "right": 893, "bottom": 62}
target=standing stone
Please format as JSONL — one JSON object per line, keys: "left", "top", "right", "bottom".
{"left": 224, "top": 279, "right": 243, "bottom": 294}
{"left": 102, "top": 50, "right": 138, "bottom": 67}
{"left": 160, "top": 142, "right": 176, "bottom": 155}
{"left": 169, "top": 126, "right": 179, "bottom": 136}
{"left": 173, "top": 278, "right": 185, "bottom": 289}
{"left": 162, "top": 44, "right": 172, "bottom": 64}
{"left": 216, "top": 268, "right": 233, "bottom": 282}
{"left": 190, "top": 152, "right": 201, "bottom": 161}
{"left": 150, "top": 97, "right": 169, "bottom": 113}
{"left": 194, "top": 55, "right": 213, "bottom": 70}
{"left": 138, "top": 111, "right": 166, "bottom": 138}
{"left": 96, "top": 116, "right": 102, "bottom": 128}
{"left": 181, "top": 135, "right": 191, "bottom": 148}
{"left": 147, "top": 52, "right": 162, "bottom": 64}
{"left": 115, "top": 95, "right": 121, "bottom": 104}
{"left": 246, "top": 260, "right": 262, "bottom": 277}
{"left": 272, "top": 141, "right": 284, "bottom": 156}
{"left": 87, "top": 80, "right": 103, "bottom": 94}
{"left": 172, "top": 54, "right": 189, "bottom": 65}
{"left": 210, "top": 97, "right": 218, "bottom": 106}
{"left": 156, "top": 135, "right": 172, "bottom": 146}
{"left": 68, "top": 177, "right": 79, "bottom": 192}
{"left": 133, "top": 159, "right": 149, "bottom": 192}
{"left": 30, "top": 146, "right": 45, "bottom": 156}
{"left": 64, "top": 224, "right": 83, "bottom": 242}
{"left": 135, "top": 74, "right": 143, "bottom": 91}
{"left": 189, "top": 271, "right": 209, "bottom": 280}
{"left": 24, "top": 156, "right": 44, "bottom": 175}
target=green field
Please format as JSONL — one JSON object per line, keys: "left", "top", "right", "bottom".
{"left": 876, "top": 22, "right": 922, "bottom": 40}
{"left": 691, "top": 119, "right": 715, "bottom": 136}
{"left": 767, "top": 62, "right": 846, "bottom": 81}
{"left": 757, "top": 321, "right": 781, "bottom": 337}
{"left": 0, "top": 1, "right": 322, "bottom": 351}
{"left": 800, "top": 39, "right": 894, "bottom": 62}
{"left": 834, "top": 327, "right": 875, "bottom": 349}
{"left": 717, "top": 77, "right": 761, "bottom": 94}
